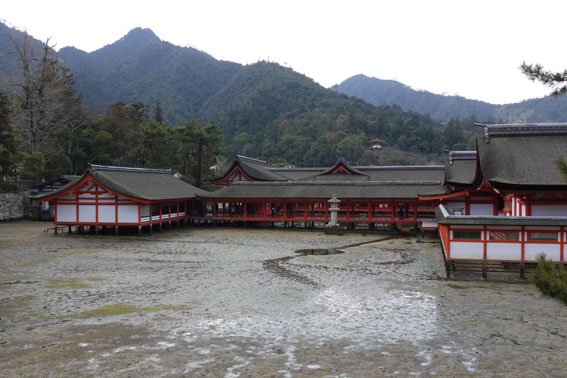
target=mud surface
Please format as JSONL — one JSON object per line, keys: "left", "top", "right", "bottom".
{"left": 1, "top": 221, "right": 566, "bottom": 377}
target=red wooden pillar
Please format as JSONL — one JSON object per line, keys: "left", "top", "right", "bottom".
{"left": 263, "top": 200, "right": 267, "bottom": 220}
{"left": 138, "top": 203, "right": 142, "bottom": 225}
{"left": 283, "top": 200, "right": 287, "bottom": 221}
{"left": 304, "top": 200, "right": 307, "bottom": 220}
{"left": 346, "top": 201, "right": 350, "bottom": 221}
{"left": 324, "top": 200, "right": 328, "bottom": 221}
{"left": 413, "top": 202, "right": 417, "bottom": 221}
{"left": 465, "top": 192, "right": 470, "bottom": 215}
{"left": 391, "top": 201, "right": 395, "bottom": 221}
{"left": 159, "top": 201, "right": 162, "bottom": 220}
{"left": 115, "top": 195, "right": 118, "bottom": 223}
{"left": 95, "top": 185, "right": 99, "bottom": 225}
{"left": 525, "top": 202, "right": 531, "bottom": 216}
{"left": 244, "top": 200, "right": 247, "bottom": 218}
{"left": 213, "top": 200, "right": 217, "bottom": 218}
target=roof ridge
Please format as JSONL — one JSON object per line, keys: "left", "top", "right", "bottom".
{"left": 236, "top": 155, "right": 267, "bottom": 165}
{"left": 230, "top": 180, "right": 442, "bottom": 186}
{"left": 475, "top": 123, "right": 567, "bottom": 143}
{"left": 448, "top": 151, "right": 477, "bottom": 165}
{"left": 89, "top": 164, "right": 171, "bottom": 174}
{"left": 355, "top": 165, "right": 445, "bottom": 170}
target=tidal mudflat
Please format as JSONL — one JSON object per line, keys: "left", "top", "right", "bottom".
{"left": 1, "top": 221, "right": 566, "bottom": 377}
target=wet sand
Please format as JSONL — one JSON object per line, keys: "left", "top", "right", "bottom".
{"left": 1, "top": 221, "right": 566, "bottom": 377}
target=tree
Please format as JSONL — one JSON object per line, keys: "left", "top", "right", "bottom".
{"left": 521, "top": 62, "right": 567, "bottom": 96}
{"left": 176, "top": 120, "right": 225, "bottom": 188}
{"left": 154, "top": 100, "right": 164, "bottom": 124}
{"left": 9, "top": 33, "right": 83, "bottom": 182}
{"left": 130, "top": 121, "right": 174, "bottom": 169}
{"left": 557, "top": 157, "right": 567, "bottom": 182}
{"left": 102, "top": 101, "right": 146, "bottom": 161}
{"left": 0, "top": 91, "right": 18, "bottom": 179}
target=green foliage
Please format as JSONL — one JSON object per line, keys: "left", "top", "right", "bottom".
{"left": 175, "top": 120, "right": 225, "bottom": 188}
{"left": 522, "top": 62, "right": 567, "bottom": 97}
{"left": 556, "top": 157, "right": 567, "bottom": 182}
{"left": 532, "top": 254, "right": 567, "bottom": 305}
{"left": 57, "top": 27, "right": 241, "bottom": 125}
{"left": 201, "top": 62, "right": 452, "bottom": 166}
{"left": 19, "top": 152, "right": 45, "bottom": 181}
{"left": 0, "top": 91, "right": 18, "bottom": 177}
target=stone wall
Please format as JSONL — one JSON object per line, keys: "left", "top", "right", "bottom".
{"left": 0, "top": 193, "right": 26, "bottom": 221}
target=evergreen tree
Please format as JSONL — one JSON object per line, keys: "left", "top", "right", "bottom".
{"left": 176, "top": 120, "right": 224, "bottom": 188}
{"left": 0, "top": 91, "right": 18, "bottom": 179}
{"left": 521, "top": 62, "right": 567, "bottom": 96}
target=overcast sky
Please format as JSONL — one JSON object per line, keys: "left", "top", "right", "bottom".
{"left": 3, "top": 0, "right": 565, "bottom": 104}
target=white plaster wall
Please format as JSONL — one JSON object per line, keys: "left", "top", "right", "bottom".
{"left": 531, "top": 205, "right": 567, "bottom": 216}
{"left": 525, "top": 244, "right": 561, "bottom": 262}
{"left": 118, "top": 205, "right": 138, "bottom": 223}
{"left": 446, "top": 202, "right": 466, "bottom": 214}
{"left": 470, "top": 203, "right": 493, "bottom": 215}
{"left": 98, "top": 206, "right": 116, "bottom": 223}
{"left": 486, "top": 243, "right": 521, "bottom": 261}
{"left": 79, "top": 205, "right": 96, "bottom": 223}
{"left": 450, "top": 242, "right": 484, "bottom": 259}
{"left": 57, "top": 204, "right": 76, "bottom": 222}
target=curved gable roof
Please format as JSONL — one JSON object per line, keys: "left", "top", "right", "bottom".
{"left": 444, "top": 151, "right": 478, "bottom": 186}
{"left": 212, "top": 155, "right": 288, "bottom": 183}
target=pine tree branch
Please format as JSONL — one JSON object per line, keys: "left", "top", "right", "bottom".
{"left": 521, "top": 62, "right": 567, "bottom": 96}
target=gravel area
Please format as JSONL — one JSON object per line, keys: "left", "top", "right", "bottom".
{"left": 1, "top": 220, "right": 566, "bottom": 377}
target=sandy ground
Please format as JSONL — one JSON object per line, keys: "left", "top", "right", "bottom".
{"left": 1, "top": 220, "right": 566, "bottom": 377}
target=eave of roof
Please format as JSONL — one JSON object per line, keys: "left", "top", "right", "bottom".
{"left": 34, "top": 166, "right": 208, "bottom": 201}
{"left": 436, "top": 205, "right": 567, "bottom": 226}
{"left": 200, "top": 180, "right": 442, "bottom": 200}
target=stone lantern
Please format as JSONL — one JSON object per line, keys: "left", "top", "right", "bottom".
{"left": 327, "top": 194, "right": 341, "bottom": 227}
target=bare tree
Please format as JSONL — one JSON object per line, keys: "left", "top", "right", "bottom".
{"left": 8, "top": 32, "right": 83, "bottom": 181}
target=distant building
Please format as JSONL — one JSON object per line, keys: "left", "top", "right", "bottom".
{"left": 369, "top": 137, "right": 384, "bottom": 153}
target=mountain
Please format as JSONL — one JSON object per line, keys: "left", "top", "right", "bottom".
{"left": 58, "top": 27, "right": 241, "bottom": 124}
{"left": 0, "top": 22, "right": 46, "bottom": 91}
{"left": 0, "top": 22, "right": 478, "bottom": 166}
{"left": 200, "top": 61, "right": 458, "bottom": 165}
{"left": 331, "top": 74, "right": 567, "bottom": 123}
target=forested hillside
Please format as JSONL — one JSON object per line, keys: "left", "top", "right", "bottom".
{"left": 332, "top": 74, "right": 567, "bottom": 123}
{"left": 0, "top": 22, "right": 481, "bottom": 189}
{"left": 58, "top": 28, "right": 242, "bottom": 125}
{"left": 201, "top": 62, "right": 480, "bottom": 166}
